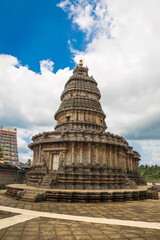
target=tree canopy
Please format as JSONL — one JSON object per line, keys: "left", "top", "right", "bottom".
{"left": 25, "top": 159, "right": 32, "bottom": 166}
{"left": 139, "top": 165, "right": 160, "bottom": 182}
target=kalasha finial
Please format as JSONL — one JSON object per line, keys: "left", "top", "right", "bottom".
{"left": 79, "top": 59, "right": 83, "bottom": 67}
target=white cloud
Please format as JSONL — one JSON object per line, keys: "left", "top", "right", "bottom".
{"left": 0, "top": 54, "right": 72, "bottom": 128}
{"left": 132, "top": 140, "right": 160, "bottom": 166}
{"left": 57, "top": 0, "right": 112, "bottom": 39}
{"left": 19, "top": 152, "right": 33, "bottom": 163}
{"left": 16, "top": 126, "right": 54, "bottom": 163}
{"left": 58, "top": 0, "right": 160, "bottom": 164}
{"left": 0, "top": 54, "right": 72, "bottom": 163}
{"left": 40, "top": 59, "right": 54, "bottom": 73}
{"left": 59, "top": 0, "right": 160, "bottom": 139}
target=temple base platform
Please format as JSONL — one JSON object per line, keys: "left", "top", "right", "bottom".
{"left": 5, "top": 184, "right": 158, "bottom": 203}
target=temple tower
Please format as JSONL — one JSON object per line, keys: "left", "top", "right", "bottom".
{"left": 55, "top": 60, "right": 106, "bottom": 132}
{"left": 28, "top": 60, "right": 145, "bottom": 189}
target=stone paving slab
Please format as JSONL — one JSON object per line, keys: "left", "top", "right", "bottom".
{"left": 0, "top": 192, "right": 160, "bottom": 240}
{"left": 1, "top": 205, "right": 160, "bottom": 230}
{"left": 0, "top": 217, "right": 160, "bottom": 240}
{"left": 0, "top": 210, "right": 18, "bottom": 220}
{"left": 0, "top": 195, "right": 160, "bottom": 223}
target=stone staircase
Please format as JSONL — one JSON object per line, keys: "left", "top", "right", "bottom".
{"left": 20, "top": 189, "right": 37, "bottom": 202}
{"left": 20, "top": 189, "right": 46, "bottom": 202}
{"left": 40, "top": 172, "right": 56, "bottom": 188}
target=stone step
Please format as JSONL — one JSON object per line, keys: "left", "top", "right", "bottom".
{"left": 21, "top": 194, "right": 35, "bottom": 202}
{"left": 21, "top": 197, "right": 35, "bottom": 202}
{"left": 40, "top": 173, "right": 57, "bottom": 188}
{"left": 23, "top": 189, "right": 37, "bottom": 192}
{"left": 23, "top": 192, "right": 36, "bottom": 196}
{"left": 43, "top": 175, "right": 53, "bottom": 178}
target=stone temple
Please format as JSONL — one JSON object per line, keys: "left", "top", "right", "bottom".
{"left": 27, "top": 60, "right": 145, "bottom": 190}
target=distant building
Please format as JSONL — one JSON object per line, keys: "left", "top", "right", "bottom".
{"left": 0, "top": 126, "right": 19, "bottom": 165}
{"left": 0, "top": 147, "right": 3, "bottom": 164}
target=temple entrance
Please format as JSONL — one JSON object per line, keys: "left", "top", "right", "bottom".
{"left": 52, "top": 153, "right": 59, "bottom": 170}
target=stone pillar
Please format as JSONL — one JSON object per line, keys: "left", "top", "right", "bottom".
{"left": 96, "top": 143, "right": 99, "bottom": 164}
{"left": 126, "top": 153, "right": 129, "bottom": 171}
{"left": 88, "top": 143, "right": 91, "bottom": 163}
{"left": 103, "top": 144, "right": 106, "bottom": 165}
{"left": 36, "top": 146, "right": 39, "bottom": 163}
{"left": 123, "top": 153, "right": 127, "bottom": 173}
{"left": 39, "top": 145, "right": 42, "bottom": 163}
{"left": 49, "top": 152, "right": 52, "bottom": 170}
{"left": 106, "top": 145, "right": 109, "bottom": 166}
{"left": 116, "top": 147, "right": 119, "bottom": 168}
{"left": 83, "top": 111, "right": 85, "bottom": 121}
{"left": 109, "top": 145, "right": 112, "bottom": 167}
{"left": 88, "top": 111, "right": 90, "bottom": 121}
{"left": 32, "top": 149, "right": 36, "bottom": 165}
{"left": 130, "top": 155, "right": 133, "bottom": 171}
{"left": 76, "top": 110, "right": 78, "bottom": 121}
{"left": 71, "top": 142, "right": 75, "bottom": 164}
{"left": 114, "top": 146, "right": 117, "bottom": 167}
{"left": 132, "top": 157, "right": 135, "bottom": 171}
{"left": 80, "top": 143, "right": 83, "bottom": 163}
{"left": 122, "top": 154, "right": 125, "bottom": 173}
{"left": 62, "top": 150, "right": 66, "bottom": 165}
{"left": 128, "top": 154, "right": 131, "bottom": 171}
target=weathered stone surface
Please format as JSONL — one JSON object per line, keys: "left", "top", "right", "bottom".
{"left": 27, "top": 60, "right": 146, "bottom": 191}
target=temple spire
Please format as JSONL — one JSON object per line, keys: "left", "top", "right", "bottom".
{"left": 79, "top": 59, "right": 83, "bottom": 67}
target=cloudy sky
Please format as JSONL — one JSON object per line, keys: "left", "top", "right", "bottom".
{"left": 0, "top": 0, "right": 160, "bottom": 165}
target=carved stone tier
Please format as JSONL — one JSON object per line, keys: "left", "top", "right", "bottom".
{"left": 54, "top": 62, "right": 106, "bottom": 132}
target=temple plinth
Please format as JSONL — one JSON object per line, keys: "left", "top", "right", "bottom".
{"left": 28, "top": 60, "right": 146, "bottom": 190}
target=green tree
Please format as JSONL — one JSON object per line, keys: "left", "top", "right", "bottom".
{"left": 139, "top": 164, "right": 160, "bottom": 182}
{"left": 25, "top": 159, "right": 32, "bottom": 166}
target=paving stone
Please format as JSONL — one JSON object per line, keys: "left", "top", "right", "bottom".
{"left": 1, "top": 237, "right": 21, "bottom": 240}
{"left": 0, "top": 195, "right": 160, "bottom": 240}
{"left": 107, "top": 233, "right": 126, "bottom": 239}
{"left": 0, "top": 210, "right": 18, "bottom": 219}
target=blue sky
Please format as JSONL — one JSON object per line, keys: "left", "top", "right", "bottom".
{"left": 0, "top": 0, "right": 160, "bottom": 165}
{"left": 0, "top": 0, "right": 86, "bottom": 72}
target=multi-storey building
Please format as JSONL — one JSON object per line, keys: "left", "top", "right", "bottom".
{"left": 0, "top": 126, "right": 19, "bottom": 165}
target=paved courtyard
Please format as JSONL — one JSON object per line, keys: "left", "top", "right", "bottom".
{"left": 0, "top": 191, "right": 160, "bottom": 240}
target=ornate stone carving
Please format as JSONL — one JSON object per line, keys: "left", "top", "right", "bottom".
{"left": 83, "top": 154, "right": 89, "bottom": 165}
{"left": 59, "top": 153, "right": 65, "bottom": 168}
{"left": 75, "top": 154, "right": 80, "bottom": 164}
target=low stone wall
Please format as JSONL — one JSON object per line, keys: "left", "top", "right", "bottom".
{"left": 0, "top": 164, "right": 28, "bottom": 188}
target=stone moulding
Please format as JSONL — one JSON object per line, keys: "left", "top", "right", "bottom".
{"left": 6, "top": 184, "right": 159, "bottom": 203}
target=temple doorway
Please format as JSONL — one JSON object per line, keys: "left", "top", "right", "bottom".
{"left": 52, "top": 153, "right": 59, "bottom": 170}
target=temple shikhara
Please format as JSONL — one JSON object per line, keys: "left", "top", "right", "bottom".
{"left": 27, "top": 60, "right": 145, "bottom": 190}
